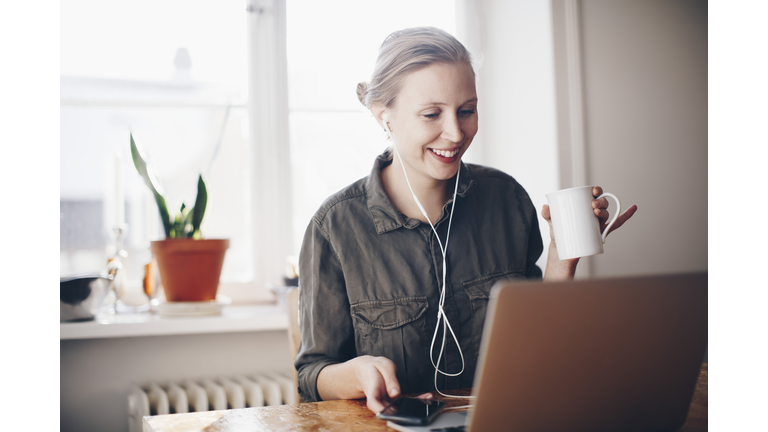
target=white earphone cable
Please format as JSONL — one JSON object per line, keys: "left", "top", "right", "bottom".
{"left": 383, "top": 116, "right": 473, "bottom": 399}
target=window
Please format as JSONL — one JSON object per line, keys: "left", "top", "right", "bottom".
{"left": 286, "top": 0, "right": 457, "bottom": 255}
{"left": 60, "top": 0, "right": 252, "bottom": 288}
{"left": 61, "top": 0, "right": 459, "bottom": 300}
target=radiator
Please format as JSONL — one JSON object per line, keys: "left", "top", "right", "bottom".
{"left": 127, "top": 372, "right": 296, "bottom": 432}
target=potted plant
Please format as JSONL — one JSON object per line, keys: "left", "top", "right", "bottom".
{"left": 130, "top": 133, "right": 229, "bottom": 302}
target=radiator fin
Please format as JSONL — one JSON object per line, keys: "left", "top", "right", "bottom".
{"left": 147, "top": 383, "right": 169, "bottom": 416}
{"left": 233, "top": 376, "right": 265, "bottom": 408}
{"left": 127, "top": 386, "right": 149, "bottom": 432}
{"left": 200, "top": 378, "right": 228, "bottom": 411}
{"left": 251, "top": 374, "right": 283, "bottom": 406}
{"left": 181, "top": 379, "right": 208, "bottom": 413}
{"left": 165, "top": 382, "right": 188, "bottom": 414}
{"left": 218, "top": 377, "right": 246, "bottom": 409}
{"left": 266, "top": 372, "right": 297, "bottom": 405}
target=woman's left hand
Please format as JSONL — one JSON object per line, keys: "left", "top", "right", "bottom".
{"left": 542, "top": 186, "right": 638, "bottom": 280}
{"left": 589, "top": 186, "right": 637, "bottom": 236}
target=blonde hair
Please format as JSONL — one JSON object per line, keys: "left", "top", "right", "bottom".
{"left": 357, "top": 27, "right": 474, "bottom": 108}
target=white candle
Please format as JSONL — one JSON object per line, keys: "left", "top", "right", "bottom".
{"left": 115, "top": 152, "right": 124, "bottom": 227}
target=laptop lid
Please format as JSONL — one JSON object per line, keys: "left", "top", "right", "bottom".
{"left": 468, "top": 272, "right": 707, "bottom": 432}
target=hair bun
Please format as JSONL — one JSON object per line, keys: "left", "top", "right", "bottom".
{"left": 356, "top": 81, "right": 368, "bottom": 106}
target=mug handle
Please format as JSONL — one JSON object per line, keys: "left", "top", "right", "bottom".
{"left": 597, "top": 193, "right": 621, "bottom": 243}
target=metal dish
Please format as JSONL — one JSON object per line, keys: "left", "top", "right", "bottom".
{"left": 60, "top": 274, "right": 115, "bottom": 322}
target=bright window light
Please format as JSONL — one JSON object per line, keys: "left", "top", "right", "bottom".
{"left": 60, "top": 0, "right": 251, "bottom": 286}
{"left": 286, "top": 0, "right": 456, "bottom": 255}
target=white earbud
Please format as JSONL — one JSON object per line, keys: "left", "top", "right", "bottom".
{"left": 382, "top": 113, "right": 392, "bottom": 140}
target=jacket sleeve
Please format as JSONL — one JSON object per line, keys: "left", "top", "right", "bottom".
{"left": 525, "top": 196, "right": 544, "bottom": 280}
{"left": 294, "top": 217, "right": 356, "bottom": 402}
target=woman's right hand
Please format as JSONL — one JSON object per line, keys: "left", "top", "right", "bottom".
{"left": 351, "top": 355, "right": 402, "bottom": 413}
{"left": 317, "top": 355, "right": 433, "bottom": 413}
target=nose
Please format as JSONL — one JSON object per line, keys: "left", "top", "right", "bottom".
{"left": 441, "top": 114, "right": 463, "bottom": 143}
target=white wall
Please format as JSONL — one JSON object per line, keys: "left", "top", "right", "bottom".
{"left": 462, "top": 0, "right": 707, "bottom": 278}
{"left": 577, "top": 0, "right": 708, "bottom": 277}
{"left": 458, "top": 0, "right": 560, "bottom": 272}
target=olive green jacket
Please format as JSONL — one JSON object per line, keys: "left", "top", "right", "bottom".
{"left": 295, "top": 150, "right": 543, "bottom": 402}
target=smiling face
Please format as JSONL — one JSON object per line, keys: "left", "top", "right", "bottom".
{"left": 380, "top": 61, "right": 478, "bottom": 186}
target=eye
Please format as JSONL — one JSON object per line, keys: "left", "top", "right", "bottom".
{"left": 423, "top": 112, "right": 440, "bottom": 119}
{"left": 459, "top": 108, "right": 476, "bottom": 116}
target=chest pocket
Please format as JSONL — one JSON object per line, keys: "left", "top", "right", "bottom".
{"left": 350, "top": 296, "right": 429, "bottom": 389}
{"left": 462, "top": 270, "right": 526, "bottom": 360}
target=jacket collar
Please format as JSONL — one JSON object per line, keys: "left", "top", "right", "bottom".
{"left": 365, "top": 148, "right": 476, "bottom": 234}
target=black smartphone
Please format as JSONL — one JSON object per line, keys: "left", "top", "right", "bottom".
{"left": 376, "top": 397, "right": 446, "bottom": 425}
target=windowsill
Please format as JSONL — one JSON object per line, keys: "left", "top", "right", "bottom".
{"left": 59, "top": 304, "right": 288, "bottom": 340}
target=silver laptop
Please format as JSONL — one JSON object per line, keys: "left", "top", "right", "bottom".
{"left": 462, "top": 272, "right": 707, "bottom": 431}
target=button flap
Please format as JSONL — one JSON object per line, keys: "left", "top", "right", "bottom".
{"left": 350, "top": 296, "right": 429, "bottom": 330}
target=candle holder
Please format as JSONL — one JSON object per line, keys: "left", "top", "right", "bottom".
{"left": 108, "top": 224, "right": 151, "bottom": 313}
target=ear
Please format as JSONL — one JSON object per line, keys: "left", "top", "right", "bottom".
{"left": 370, "top": 103, "right": 389, "bottom": 131}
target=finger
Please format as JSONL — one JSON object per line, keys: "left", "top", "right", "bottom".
{"left": 366, "top": 394, "right": 389, "bottom": 414}
{"left": 374, "top": 360, "right": 401, "bottom": 399}
{"left": 542, "top": 204, "right": 556, "bottom": 241}
{"left": 591, "top": 197, "right": 609, "bottom": 210}
{"left": 415, "top": 392, "right": 434, "bottom": 400}
{"left": 362, "top": 371, "right": 390, "bottom": 413}
{"left": 605, "top": 205, "right": 638, "bottom": 236}
{"left": 594, "top": 208, "right": 610, "bottom": 223}
{"left": 541, "top": 204, "right": 552, "bottom": 222}
{"left": 592, "top": 186, "right": 603, "bottom": 197}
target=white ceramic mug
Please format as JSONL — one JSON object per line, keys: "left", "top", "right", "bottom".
{"left": 546, "top": 186, "right": 621, "bottom": 260}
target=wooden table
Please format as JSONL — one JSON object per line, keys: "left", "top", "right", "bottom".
{"left": 144, "top": 364, "right": 707, "bottom": 431}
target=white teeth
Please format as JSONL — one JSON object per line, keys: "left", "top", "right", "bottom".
{"left": 431, "top": 148, "right": 459, "bottom": 157}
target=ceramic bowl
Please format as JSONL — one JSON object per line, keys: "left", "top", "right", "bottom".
{"left": 60, "top": 274, "right": 114, "bottom": 322}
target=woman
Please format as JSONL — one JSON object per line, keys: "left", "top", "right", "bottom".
{"left": 294, "top": 27, "right": 636, "bottom": 413}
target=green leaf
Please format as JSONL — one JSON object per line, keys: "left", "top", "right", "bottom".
{"left": 183, "top": 206, "right": 195, "bottom": 237}
{"left": 130, "top": 133, "right": 172, "bottom": 238}
{"left": 154, "top": 194, "right": 172, "bottom": 238}
{"left": 172, "top": 212, "right": 185, "bottom": 239}
{"left": 191, "top": 175, "right": 207, "bottom": 237}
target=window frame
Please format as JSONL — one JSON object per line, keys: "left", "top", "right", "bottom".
{"left": 239, "top": 0, "right": 293, "bottom": 302}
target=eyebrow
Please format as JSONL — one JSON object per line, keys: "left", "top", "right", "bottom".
{"left": 418, "top": 98, "right": 478, "bottom": 107}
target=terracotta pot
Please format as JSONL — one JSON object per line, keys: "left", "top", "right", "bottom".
{"left": 150, "top": 239, "right": 229, "bottom": 302}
